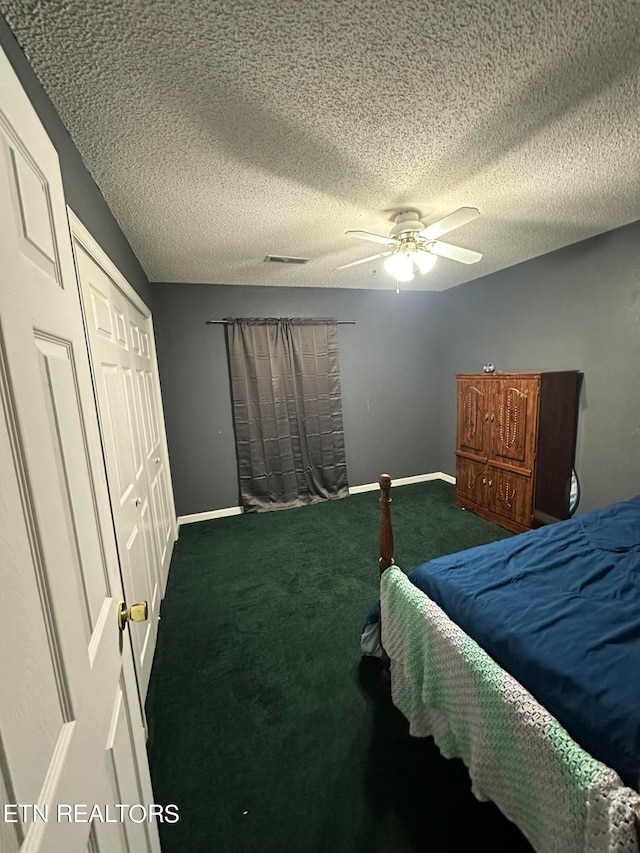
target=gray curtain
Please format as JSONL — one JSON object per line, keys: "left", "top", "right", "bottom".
{"left": 226, "top": 318, "right": 349, "bottom": 512}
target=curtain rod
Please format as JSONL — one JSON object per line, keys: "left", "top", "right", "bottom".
{"left": 205, "top": 319, "right": 356, "bottom": 325}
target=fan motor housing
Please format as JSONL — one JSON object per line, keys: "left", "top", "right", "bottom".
{"left": 389, "top": 210, "right": 424, "bottom": 239}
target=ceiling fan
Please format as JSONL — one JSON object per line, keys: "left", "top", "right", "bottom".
{"left": 338, "top": 207, "right": 483, "bottom": 282}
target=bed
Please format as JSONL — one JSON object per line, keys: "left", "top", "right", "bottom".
{"left": 363, "top": 474, "right": 640, "bottom": 852}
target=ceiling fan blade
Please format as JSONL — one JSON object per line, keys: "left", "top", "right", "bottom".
{"left": 428, "top": 241, "right": 482, "bottom": 264}
{"left": 345, "top": 230, "right": 396, "bottom": 246}
{"left": 418, "top": 207, "right": 480, "bottom": 240}
{"left": 337, "top": 250, "right": 392, "bottom": 270}
{"left": 429, "top": 240, "right": 482, "bottom": 264}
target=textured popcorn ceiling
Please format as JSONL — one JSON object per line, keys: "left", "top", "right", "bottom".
{"left": 2, "top": 0, "right": 640, "bottom": 290}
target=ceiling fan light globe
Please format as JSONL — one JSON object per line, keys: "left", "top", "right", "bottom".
{"left": 412, "top": 251, "right": 437, "bottom": 275}
{"left": 384, "top": 252, "right": 414, "bottom": 282}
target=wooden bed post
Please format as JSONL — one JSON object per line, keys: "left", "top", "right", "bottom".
{"left": 379, "top": 473, "right": 394, "bottom": 574}
{"left": 378, "top": 474, "right": 393, "bottom": 680}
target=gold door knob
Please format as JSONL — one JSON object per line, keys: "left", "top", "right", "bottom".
{"left": 118, "top": 601, "right": 148, "bottom": 632}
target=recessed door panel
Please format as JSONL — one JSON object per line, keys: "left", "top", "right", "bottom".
{"left": 130, "top": 320, "right": 141, "bottom": 354}
{"left": 6, "top": 138, "right": 60, "bottom": 283}
{"left": 140, "top": 497, "right": 160, "bottom": 612}
{"left": 114, "top": 306, "right": 128, "bottom": 349}
{"left": 35, "top": 334, "right": 110, "bottom": 634}
{"left": 122, "top": 523, "right": 146, "bottom": 670}
{"left": 0, "top": 751, "right": 20, "bottom": 852}
{"left": 150, "top": 474, "right": 167, "bottom": 570}
{"left": 88, "top": 283, "right": 113, "bottom": 340}
{"left": 102, "top": 364, "right": 136, "bottom": 504}
{"left": 157, "top": 463, "right": 173, "bottom": 562}
{"left": 136, "top": 368, "right": 152, "bottom": 457}
{"left": 87, "top": 826, "right": 100, "bottom": 853}
{"left": 0, "top": 361, "right": 68, "bottom": 807}
{"left": 123, "top": 367, "right": 143, "bottom": 477}
{"left": 144, "top": 371, "right": 159, "bottom": 447}
{"left": 95, "top": 682, "right": 153, "bottom": 851}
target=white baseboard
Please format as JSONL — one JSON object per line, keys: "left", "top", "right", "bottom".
{"left": 433, "top": 472, "right": 456, "bottom": 485}
{"left": 348, "top": 471, "right": 456, "bottom": 494}
{"left": 177, "top": 471, "right": 456, "bottom": 526}
{"left": 178, "top": 506, "right": 243, "bottom": 525}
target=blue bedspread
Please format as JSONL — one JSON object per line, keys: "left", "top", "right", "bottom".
{"left": 373, "top": 496, "right": 640, "bottom": 789}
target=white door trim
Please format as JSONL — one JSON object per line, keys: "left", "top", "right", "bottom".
{"left": 67, "top": 208, "right": 178, "bottom": 551}
{"left": 67, "top": 210, "right": 149, "bottom": 317}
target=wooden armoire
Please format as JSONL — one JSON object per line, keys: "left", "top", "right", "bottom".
{"left": 455, "top": 372, "right": 580, "bottom": 533}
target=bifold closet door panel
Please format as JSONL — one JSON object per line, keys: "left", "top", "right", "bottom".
{"left": 74, "top": 243, "right": 166, "bottom": 700}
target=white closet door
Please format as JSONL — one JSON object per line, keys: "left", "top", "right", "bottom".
{"left": 72, "top": 233, "right": 176, "bottom": 699}
{"left": 0, "top": 46, "right": 160, "bottom": 853}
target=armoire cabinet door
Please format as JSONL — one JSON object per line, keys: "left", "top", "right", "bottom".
{"left": 457, "top": 378, "right": 490, "bottom": 457}
{"left": 490, "top": 379, "right": 538, "bottom": 471}
{"left": 489, "top": 467, "right": 532, "bottom": 526}
{"left": 455, "top": 456, "right": 487, "bottom": 506}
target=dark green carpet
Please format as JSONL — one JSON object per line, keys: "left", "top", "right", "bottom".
{"left": 146, "top": 480, "right": 533, "bottom": 852}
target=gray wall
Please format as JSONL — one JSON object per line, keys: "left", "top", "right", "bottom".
{"left": 0, "top": 14, "right": 152, "bottom": 306}
{"left": 155, "top": 219, "right": 640, "bottom": 518}
{"left": 152, "top": 284, "right": 441, "bottom": 516}
{"left": 435, "top": 220, "right": 640, "bottom": 513}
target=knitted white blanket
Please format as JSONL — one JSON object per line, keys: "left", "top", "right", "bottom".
{"left": 380, "top": 565, "right": 640, "bottom": 853}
